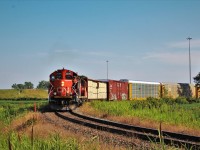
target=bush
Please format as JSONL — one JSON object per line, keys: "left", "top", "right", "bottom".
{"left": 175, "top": 97, "right": 189, "bottom": 104}
{"left": 160, "top": 97, "right": 176, "bottom": 105}
{"left": 132, "top": 97, "right": 162, "bottom": 109}
{"left": 194, "top": 98, "right": 200, "bottom": 103}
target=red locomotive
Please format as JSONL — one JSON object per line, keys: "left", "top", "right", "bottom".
{"left": 48, "top": 68, "right": 87, "bottom": 110}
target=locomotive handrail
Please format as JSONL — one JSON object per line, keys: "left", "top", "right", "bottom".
{"left": 48, "top": 82, "right": 54, "bottom": 102}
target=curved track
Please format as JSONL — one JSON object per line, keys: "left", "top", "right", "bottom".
{"left": 55, "top": 110, "right": 200, "bottom": 150}
{"left": 43, "top": 111, "right": 143, "bottom": 149}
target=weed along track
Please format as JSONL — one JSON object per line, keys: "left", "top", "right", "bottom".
{"left": 54, "top": 110, "right": 200, "bottom": 150}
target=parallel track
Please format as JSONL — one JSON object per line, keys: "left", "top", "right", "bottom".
{"left": 55, "top": 111, "right": 200, "bottom": 150}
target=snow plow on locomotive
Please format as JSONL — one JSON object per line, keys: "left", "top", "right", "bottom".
{"left": 48, "top": 68, "right": 88, "bottom": 110}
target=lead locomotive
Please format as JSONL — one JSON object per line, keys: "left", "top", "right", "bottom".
{"left": 48, "top": 68, "right": 87, "bottom": 110}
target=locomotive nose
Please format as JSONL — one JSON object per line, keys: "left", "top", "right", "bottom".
{"left": 57, "top": 87, "right": 66, "bottom": 96}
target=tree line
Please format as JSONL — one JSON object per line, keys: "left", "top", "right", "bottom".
{"left": 194, "top": 72, "right": 200, "bottom": 86}
{"left": 11, "top": 80, "right": 49, "bottom": 90}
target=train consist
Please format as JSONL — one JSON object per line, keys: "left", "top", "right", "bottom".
{"left": 48, "top": 68, "right": 200, "bottom": 109}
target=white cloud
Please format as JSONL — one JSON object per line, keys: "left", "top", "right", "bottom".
{"left": 143, "top": 51, "right": 200, "bottom": 65}
{"left": 86, "top": 51, "right": 113, "bottom": 57}
{"left": 168, "top": 39, "right": 200, "bottom": 48}
{"left": 53, "top": 49, "right": 112, "bottom": 58}
{"left": 53, "top": 49, "right": 78, "bottom": 53}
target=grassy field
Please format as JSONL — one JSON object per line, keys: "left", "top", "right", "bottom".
{"left": 0, "top": 131, "right": 80, "bottom": 150}
{"left": 0, "top": 89, "right": 123, "bottom": 149}
{"left": 0, "top": 89, "right": 48, "bottom": 100}
{"left": 84, "top": 98, "right": 200, "bottom": 130}
{"left": 0, "top": 100, "right": 47, "bottom": 125}
{"left": 0, "top": 100, "right": 102, "bottom": 150}
{"left": 1, "top": 96, "right": 199, "bottom": 149}
{"left": 0, "top": 100, "right": 120, "bottom": 150}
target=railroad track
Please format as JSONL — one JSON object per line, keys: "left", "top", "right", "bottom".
{"left": 55, "top": 110, "right": 200, "bottom": 150}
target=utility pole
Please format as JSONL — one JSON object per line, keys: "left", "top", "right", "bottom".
{"left": 186, "top": 36, "right": 192, "bottom": 84}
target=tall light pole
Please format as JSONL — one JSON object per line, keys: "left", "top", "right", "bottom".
{"left": 106, "top": 60, "right": 109, "bottom": 80}
{"left": 186, "top": 36, "right": 192, "bottom": 84}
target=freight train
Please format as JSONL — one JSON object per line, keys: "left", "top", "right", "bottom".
{"left": 48, "top": 68, "right": 200, "bottom": 110}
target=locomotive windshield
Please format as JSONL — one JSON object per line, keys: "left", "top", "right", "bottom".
{"left": 66, "top": 72, "right": 72, "bottom": 79}
{"left": 66, "top": 75, "right": 72, "bottom": 79}
{"left": 56, "top": 72, "right": 62, "bottom": 79}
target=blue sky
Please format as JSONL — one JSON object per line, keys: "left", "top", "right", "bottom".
{"left": 0, "top": 0, "right": 200, "bottom": 89}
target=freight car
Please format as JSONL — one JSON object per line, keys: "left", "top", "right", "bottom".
{"left": 161, "top": 83, "right": 196, "bottom": 98}
{"left": 120, "top": 80, "right": 161, "bottom": 100}
{"left": 87, "top": 79, "right": 107, "bottom": 100}
{"left": 196, "top": 85, "right": 200, "bottom": 98}
{"left": 100, "top": 80, "right": 129, "bottom": 100}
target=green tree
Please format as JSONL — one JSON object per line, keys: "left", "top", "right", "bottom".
{"left": 11, "top": 83, "right": 18, "bottom": 89}
{"left": 11, "top": 83, "right": 24, "bottom": 90}
{"left": 17, "top": 84, "right": 24, "bottom": 89}
{"left": 11, "top": 83, "right": 24, "bottom": 93}
{"left": 12, "top": 82, "right": 34, "bottom": 89}
{"left": 37, "top": 80, "right": 49, "bottom": 89}
{"left": 24, "top": 82, "right": 34, "bottom": 89}
{"left": 194, "top": 72, "right": 200, "bottom": 85}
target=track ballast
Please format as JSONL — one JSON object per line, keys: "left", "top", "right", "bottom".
{"left": 55, "top": 110, "right": 200, "bottom": 150}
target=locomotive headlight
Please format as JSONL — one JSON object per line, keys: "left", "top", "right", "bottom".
{"left": 54, "top": 92, "right": 57, "bottom": 95}
{"left": 61, "top": 81, "right": 64, "bottom": 86}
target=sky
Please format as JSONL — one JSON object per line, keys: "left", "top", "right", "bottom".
{"left": 0, "top": 0, "right": 200, "bottom": 89}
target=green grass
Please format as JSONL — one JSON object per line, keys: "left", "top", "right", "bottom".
{"left": 0, "top": 89, "right": 48, "bottom": 100}
{"left": 0, "top": 131, "right": 80, "bottom": 150}
{"left": 0, "top": 100, "right": 102, "bottom": 150}
{"left": 90, "top": 98, "right": 200, "bottom": 129}
{"left": 0, "top": 131, "right": 104, "bottom": 150}
{"left": 0, "top": 100, "right": 47, "bottom": 125}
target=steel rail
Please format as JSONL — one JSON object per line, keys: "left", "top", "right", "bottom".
{"left": 55, "top": 111, "right": 200, "bottom": 150}
{"left": 70, "top": 111, "right": 200, "bottom": 143}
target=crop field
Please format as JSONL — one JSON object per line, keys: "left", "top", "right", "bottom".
{"left": 0, "top": 89, "right": 48, "bottom": 100}
{"left": 80, "top": 98, "right": 200, "bottom": 134}
{"left": 0, "top": 100, "right": 47, "bottom": 125}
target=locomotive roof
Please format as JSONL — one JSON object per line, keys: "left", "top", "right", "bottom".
{"left": 120, "top": 79, "right": 160, "bottom": 85}
{"left": 50, "top": 68, "right": 77, "bottom": 75}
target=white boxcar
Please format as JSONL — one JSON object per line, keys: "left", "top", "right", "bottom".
{"left": 87, "top": 79, "right": 107, "bottom": 100}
